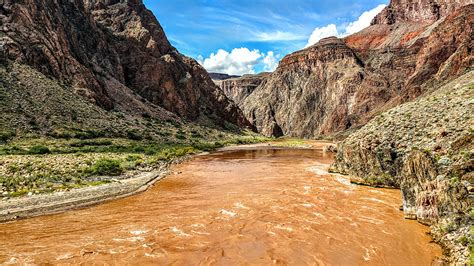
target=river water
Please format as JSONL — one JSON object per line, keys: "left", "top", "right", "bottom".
{"left": 0, "top": 144, "right": 442, "bottom": 265}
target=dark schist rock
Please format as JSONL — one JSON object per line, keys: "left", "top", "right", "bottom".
{"left": 238, "top": 2, "right": 473, "bottom": 138}
{"left": 0, "top": 0, "right": 252, "bottom": 128}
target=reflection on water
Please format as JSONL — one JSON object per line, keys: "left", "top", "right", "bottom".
{"left": 0, "top": 146, "right": 441, "bottom": 265}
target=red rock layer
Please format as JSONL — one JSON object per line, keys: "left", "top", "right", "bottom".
{"left": 241, "top": 3, "right": 473, "bottom": 138}
{"left": 372, "top": 0, "right": 473, "bottom": 25}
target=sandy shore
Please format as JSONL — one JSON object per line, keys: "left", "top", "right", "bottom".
{"left": 0, "top": 156, "right": 191, "bottom": 223}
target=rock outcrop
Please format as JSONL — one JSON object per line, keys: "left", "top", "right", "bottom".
{"left": 0, "top": 0, "right": 251, "bottom": 128}
{"left": 332, "top": 71, "right": 473, "bottom": 264}
{"left": 216, "top": 73, "right": 270, "bottom": 107}
{"left": 240, "top": 1, "right": 473, "bottom": 138}
{"left": 372, "top": 0, "right": 473, "bottom": 25}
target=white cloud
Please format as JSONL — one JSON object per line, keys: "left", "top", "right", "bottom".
{"left": 344, "top": 4, "right": 386, "bottom": 35}
{"left": 305, "top": 24, "right": 339, "bottom": 48}
{"left": 252, "top": 31, "right": 306, "bottom": 42}
{"left": 198, "top": 48, "right": 262, "bottom": 75}
{"left": 204, "top": 48, "right": 261, "bottom": 75}
{"left": 262, "top": 51, "right": 279, "bottom": 72}
{"left": 198, "top": 48, "right": 280, "bottom": 75}
{"left": 305, "top": 4, "right": 386, "bottom": 47}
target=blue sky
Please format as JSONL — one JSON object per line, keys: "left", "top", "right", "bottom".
{"left": 144, "top": 0, "right": 388, "bottom": 74}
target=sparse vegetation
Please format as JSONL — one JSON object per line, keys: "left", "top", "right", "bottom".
{"left": 440, "top": 221, "right": 457, "bottom": 234}
{"left": 28, "top": 145, "right": 50, "bottom": 155}
{"left": 0, "top": 131, "right": 15, "bottom": 143}
{"left": 86, "top": 158, "right": 123, "bottom": 176}
{"left": 272, "top": 139, "right": 310, "bottom": 148}
{"left": 0, "top": 134, "right": 272, "bottom": 197}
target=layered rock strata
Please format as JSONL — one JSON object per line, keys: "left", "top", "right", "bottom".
{"left": 240, "top": 2, "right": 473, "bottom": 138}
{"left": 216, "top": 73, "right": 270, "bottom": 107}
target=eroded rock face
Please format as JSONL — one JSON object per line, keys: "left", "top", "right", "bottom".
{"left": 332, "top": 72, "right": 474, "bottom": 263}
{"left": 240, "top": 3, "right": 473, "bottom": 138}
{"left": 0, "top": 0, "right": 251, "bottom": 128}
{"left": 372, "top": 0, "right": 473, "bottom": 25}
{"left": 216, "top": 73, "right": 270, "bottom": 107}
{"left": 242, "top": 37, "right": 367, "bottom": 138}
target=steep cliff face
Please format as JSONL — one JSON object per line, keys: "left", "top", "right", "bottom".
{"left": 0, "top": 0, "right": 250, "bottom": 128}
{"left": 216, "top": 73, "right": 270, "bottom": 107}
{"left": 242, "top": 38, "right": 369, "bottom": 137}
{"left": 372, "top": 0, "right": 473, "bottom": 25}
{"left": 240, "top": 2, "right": 473, "bottom": 138}
{"left": 332, "top": 71, "right": 473, "bottom": 264}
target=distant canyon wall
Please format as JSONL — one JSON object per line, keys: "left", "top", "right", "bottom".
{"left": 224, "top": 0, "right": 473, "bottom": 138}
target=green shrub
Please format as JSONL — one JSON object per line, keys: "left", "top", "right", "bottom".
{"left": 144, "top": 146, "right": 158, "bottom": 155}
{"left": 223, "top": 121, "right": 239, "bottom": 132}
{"left": 28, "top": 145, "right": 51, "bottom": 155}
{"left": 0, "top": 131, "right": 15, "bottom": 143}
{"left": 126, "top": 154, "right": 142, "bottom": 162}
{"left": 88, "top": 158, "right": 123, "bottom": 176}
{"left": 126, "top": 130, "right": 143, "bottom": 141}
{"left": 48, "top": 130, "right": 73, "bottom": 139}
{"left": 75, "top": 130, "right": 105, "bottom": 140}
{"left": 457, "top": 236, "right": 469, "bottom": 246}
{"left": 70, "top": 140, "right": 113, "bottom": 147}
{"left": 193, "top": 142, "right": 218, "bottom": 151}
{"left": 175, "top": 133, "right": 187, "bottom": 140}
{"left": 214, "top": 141, "right": 225, "bottom": 148}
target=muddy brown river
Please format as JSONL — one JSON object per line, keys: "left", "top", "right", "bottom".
{"left": 0, "top": 144, "right": 442, "bottom": 265}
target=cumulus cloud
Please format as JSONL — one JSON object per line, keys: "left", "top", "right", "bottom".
{"left": 305, "top": 24, "right": 339, "bottom": 48}
{"left": 305, "top": 4, "right": 386, "bottom": 47}
{"left": 262, "top": 51, "right": 279, "bottom": 72}
{"left": 344, "top": 4, "right": 386, "bottom": 35}
{"left": 198, "top": 48, "right": 280, "bottom": 75}
{"left": 198, "top": 48, "right": 261, "bottom": 75}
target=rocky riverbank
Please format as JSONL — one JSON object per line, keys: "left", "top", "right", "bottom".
{"left": 332, "top": 72, "right": 473, "bottom": 264}
{"left": 0, "top": 156, "right": 193, "bottom": 223}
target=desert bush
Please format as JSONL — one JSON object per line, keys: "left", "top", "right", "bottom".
{"left": 28, "top": 145, "right": 51, "bottom": 155}
{"left": 70, "top": 140, "right": 113, "bottom": 147}
{"left": 175, "top": 134, "right": 187, "bottom": 140}
{"left": 87, "top": 158, "right": 123, "bottom": 176}
{"left": 0, "top": 131, "right": 15, "bottom": 143}
{"left": 126, "top": 130, "right": 143, "bottom": 141}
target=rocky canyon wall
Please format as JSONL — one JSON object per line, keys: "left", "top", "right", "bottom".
{"left": 238, "top": 1, "right": 473, "bottom": 138}
{"left": 372, "top": 0, "right": 474, "bottom": 24}
{"left": 332, "top": 72, "right": 473, "bottom": 264}
{"left": 0, "top": 0, "right": 251, "bottom": 128}
{"left": 215, "top": 73, "right": 270, "bottom": 107}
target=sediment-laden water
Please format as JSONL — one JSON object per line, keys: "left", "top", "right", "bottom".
{"left": 0, "top": 144, "right": 441, "bottom": 264}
